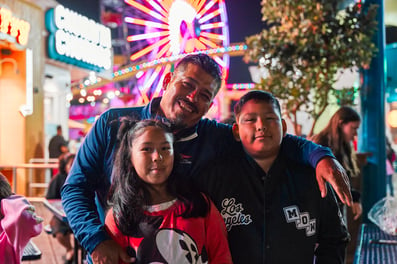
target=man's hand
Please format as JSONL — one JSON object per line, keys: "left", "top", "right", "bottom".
{"left": 91, "top": 240, "right": 135, "bottom": 264}
{"left": 352, "top": 202, "right": 363, "bottom": 220}
{"left": 315, "top": 157, "right": 353, "bottom": 207}
{"left": 356, "top": 152, "right": 372, "bottom": 167}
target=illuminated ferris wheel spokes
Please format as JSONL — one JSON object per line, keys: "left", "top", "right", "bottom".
{"left": 124, "top": 0, "right": 229, "bottom": 102}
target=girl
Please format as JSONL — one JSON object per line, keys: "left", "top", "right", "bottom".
{"left": 105, "top": 119, "right": 232, "bottom": 264}
{"left": 311, "top": 106, "right": 363, "bottom": 220}
{"left": 0, "top": 172, "right": 43, "bottom": 263}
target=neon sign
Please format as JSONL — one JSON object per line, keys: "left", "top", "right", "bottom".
{"left": 0, "top": 7, "right": 30, "bottom": 48}
{"left": 45, "top": 5, "right": 112, "bottom": 71}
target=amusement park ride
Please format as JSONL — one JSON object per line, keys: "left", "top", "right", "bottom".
{"left": 70, "top": 0, "right": 251, "bottom": 120}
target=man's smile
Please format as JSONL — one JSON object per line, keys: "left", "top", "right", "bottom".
{"left": 177, "top": 99, "right": 197, "bottom": 113}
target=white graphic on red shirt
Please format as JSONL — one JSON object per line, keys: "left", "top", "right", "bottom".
{"left": 155, "top": 228, "right": 208, "bottom": 264}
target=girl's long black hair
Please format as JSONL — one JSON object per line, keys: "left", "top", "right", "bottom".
{"left": 108, "top": 118, "right": 210, "bottom": 236}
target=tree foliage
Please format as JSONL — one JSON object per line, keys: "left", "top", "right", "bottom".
{"left": 244, "top": 0, "right": 378, "bottom": 135}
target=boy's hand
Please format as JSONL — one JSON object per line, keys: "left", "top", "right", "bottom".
{"left": 316, "top": 157, "right": 353, "bottom": 206}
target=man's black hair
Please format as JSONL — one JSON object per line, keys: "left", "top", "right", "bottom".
{"left": 175, "top": 54, "right": 222, "bottom": 93}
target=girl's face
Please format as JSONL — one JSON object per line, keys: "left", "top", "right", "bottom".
{"left": 131, "top": 126, "right": 174, "bottom": 190}
{"left": 341, "top": 120, "right": 360, "bottom": 142}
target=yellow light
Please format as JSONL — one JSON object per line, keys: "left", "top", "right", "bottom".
{"left": 387, "top": 110, "right": 397, "bottom": 128}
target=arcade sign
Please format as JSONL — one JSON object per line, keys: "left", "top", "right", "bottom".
{"left": 0, "top": 7, "right": 30, "bottom": 48}
{"left": 45, "top": 5, "right": 112, "bottom": 71}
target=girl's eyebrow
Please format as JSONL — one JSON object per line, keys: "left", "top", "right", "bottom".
{"left": 140, "top": 141, "right": 171, "bottom": 145}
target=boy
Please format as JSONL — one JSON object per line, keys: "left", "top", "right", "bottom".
{"left": 199, "top": 91, "right": 349, "bottom": 263}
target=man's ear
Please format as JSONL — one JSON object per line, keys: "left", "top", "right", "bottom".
{"left": 162, "top": 72, "right": 172, "bottom": 91}
{"left": 282, "top": 119, "right": 287, "bottom": 136}
{"left": 232, "top": 123, "right": 240, "bottom": 141}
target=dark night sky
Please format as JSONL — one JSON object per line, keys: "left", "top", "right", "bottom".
{"left": 56, "top": 0, "right": 101, "bottom": 22}
{"left": 226, "top": 0, "right": 265, "bottom": 83}
{"left": 56, "top": 0, "right": 266, "bottom": 83}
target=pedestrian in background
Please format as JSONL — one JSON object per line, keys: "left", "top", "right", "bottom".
{"left": 46, "top": 153, "right": 75, "bottom": 264}
{"left": 311, "top": 106, "right": 363, "bottom": 221}
{"left": 49, "top": 125, "right": 69, "bottom": 159}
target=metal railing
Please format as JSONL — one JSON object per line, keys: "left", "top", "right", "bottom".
{"left": 28, "top": 158, "right": 59, "bottom": 196}
{"left": 0, "top": 158, "right": 59, "bottom": 196}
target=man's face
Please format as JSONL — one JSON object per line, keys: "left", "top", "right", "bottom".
{"left": 234, "top": 100, "right": 286, "bottom": 159}
{"left": 160, "top": 63, "right": 218, "bottom": 130}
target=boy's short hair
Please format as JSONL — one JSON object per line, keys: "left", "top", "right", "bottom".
{"left": 234, "top": 90, "right": 281, "bottom": 117}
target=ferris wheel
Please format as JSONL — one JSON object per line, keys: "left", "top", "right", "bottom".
{"left": 123, "top": 0, "right": 230, "bottom": 103}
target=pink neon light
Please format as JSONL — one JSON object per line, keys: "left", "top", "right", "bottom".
{"left": 198, "top": 36, "right": 218, "bottom": 48}
{"left": 124, "top": 0, "right": 168, "bottom": 23}
{"left": 197, "top": 0, "right": 216, "bottom": 18}
{"left": 200, "top": 22, "right": 224, "bottom": 30}
{"left": 199, "top": 9, "right": 220, "bottom": 24}
{"left": 130, "top": 37, "right": 169, "bottom": 61}
{"left": 201, "top": 32, "right": 224, "bottom": 41}
{"left": 127, "top": 31, "right": 169, "bottom": 42}
{"left": 124, "top": 17, "right": 168, "bottom": 29}
{"left": 156, "top": 43, "right": 172, "bottom": 58}
{"left": 141, "top": 67, "right": 161, "bottom": 95}
{"left": 147, "top": 0, "right": 168, "bottom": 17}
{"left": 153, "top": 64, "right": 172, "bottom": 97}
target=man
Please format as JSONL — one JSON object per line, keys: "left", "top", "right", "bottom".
{"left": 199, "top": 91, "right": 350, "bottom": 263}
{"left": 48, "top": 125, "right": 68, "bottom": 159}
{"left": 61, "top": 54, "right": 352, "bottom": 264}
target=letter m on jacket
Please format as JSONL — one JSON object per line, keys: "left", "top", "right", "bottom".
{"left": 283, "top": 205, "right": 300, "bottom": 222}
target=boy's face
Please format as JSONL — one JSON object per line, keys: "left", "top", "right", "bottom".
{"left": 234, "top": 99, "right": 286, "bottom": 159}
